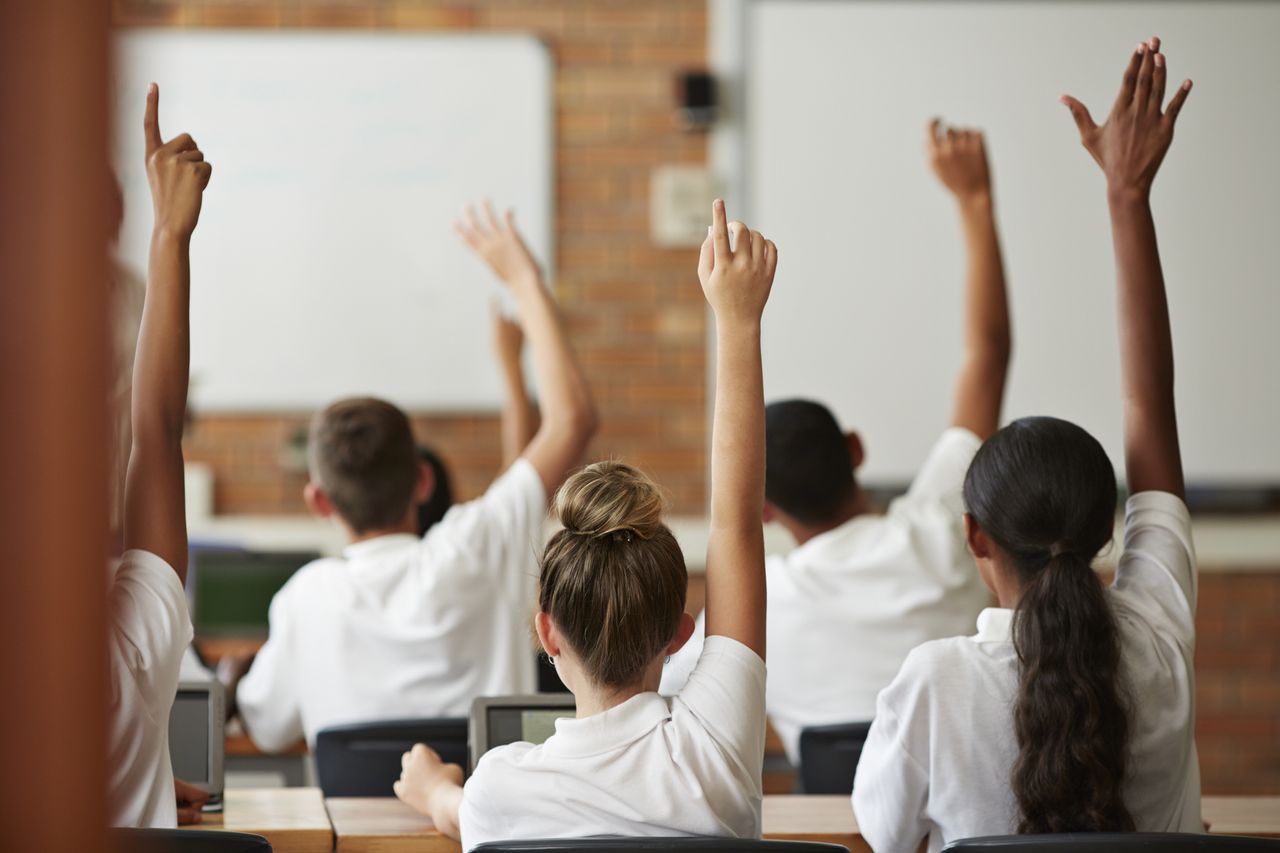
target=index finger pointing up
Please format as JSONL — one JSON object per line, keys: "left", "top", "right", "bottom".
{"left": 711, "top": 199, "right": 731, "bottom": 263}
{"left": 144, "top": 83, "right": 163, "bottom": 158}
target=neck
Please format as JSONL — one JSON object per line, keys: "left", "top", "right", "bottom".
{"left": 783, "top": 489, "right": 873, "bottom": 546}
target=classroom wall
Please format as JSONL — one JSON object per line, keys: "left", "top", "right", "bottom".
{"left": 113, "top": 0, "right": 711, "bottom": 513}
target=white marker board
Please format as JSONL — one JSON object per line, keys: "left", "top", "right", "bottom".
{"left": 744, "top": 1, "right": 1280, "bottom": 484}
{"left": 112, "top": 31, "right": 552, "bottom": 411}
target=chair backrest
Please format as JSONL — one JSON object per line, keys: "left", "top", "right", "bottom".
{"left": 314, "top": 717, "right": 468, "bottom": 797}
{"left": 108, "top": 828, "right": 272, "bottom": 852}
{"left": 943, "top": 833, "right": 1280, "bottom": 851}
{"left": 797, "top": 721, "right": 872, "bottom": 795}
{"left": 473, "top": 840, "right": 849, "bottom": 852}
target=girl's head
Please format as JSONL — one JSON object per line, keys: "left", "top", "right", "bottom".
{"left": 416, "top": 445, "right": 455, "bottom": 536}
{"left": 535, "top": 462, "right": 694, "bottom": 696}
{"left": 962, "top": 416, "right": 1133, "bottom": 833}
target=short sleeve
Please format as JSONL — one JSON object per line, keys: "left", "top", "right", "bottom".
{"left": 459, "top": 752, "right": 513, "bottom": 852}
{"left": 236, "top": 589, "right": 305, "bottom": 752}
{"left": 658, "top": 610, "right": 705, "bottom": 696}
{"left": 902, "top": 427, "right": 982, "bottom": 512}
{"left": 1110, "top": 491, "right": 1197, "bottom": 646}
{"left": 673, "top": 636, "right": 766, "bottom": 780}
{"left": 429, "top": 458, "right": 547, "bottom": 588}
{"left": 852, "top": 679, "right": 931, "bottom": 853}
{"left": 108, "top": 549, "right": 193, "bottom": 718}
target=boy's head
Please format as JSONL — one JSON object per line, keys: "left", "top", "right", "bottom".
{"left": 304, "top": 397, "right": 429, "bottom": 535}
{"left": 764, "top": 399, "right": 863, "bottom": 527}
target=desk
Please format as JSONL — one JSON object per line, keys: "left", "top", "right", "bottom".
{"left": 323, "top": 794, "right": 1280, "bottom": 852}
{"left": 194, "top": 788, "right": 332, "bottom": 853}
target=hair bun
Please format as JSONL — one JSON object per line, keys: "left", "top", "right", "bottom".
{"left": 555, "top": 461, "right": 665, "bottom": 541}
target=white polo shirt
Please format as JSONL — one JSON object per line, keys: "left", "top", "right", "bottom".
{"left": 237, "top": 458, "right": 546, "bottom": 751}
{"left": 853, "top": 491, "right": 1202, "bottom": 853}
{"left": 108, "top": 549, "right": 193, "bottom": 827}
{"left": 661, "top": 428, "right": 989, "bottom": 761}
{"left": 459, "top": 636, "right": 767, "bottom": 851}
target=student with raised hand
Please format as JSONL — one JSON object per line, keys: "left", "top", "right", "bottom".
{"left": 110, "top": 83, "right": 212, "bottom": 826}
{"left": 221, "top": 202, "right": 597, "bottom": 750}
{"left": 393, "top": 200, "right": 777, "bottom": 848}
{"left": 660, "top": 119, "right": 1011, "bottom": 764}
{"left": 853, "top": 38, "right": 1199, "bottom": 851}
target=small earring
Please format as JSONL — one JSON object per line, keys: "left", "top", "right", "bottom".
{"left": 664, "top": 655, "right": 672, "bottom": 664}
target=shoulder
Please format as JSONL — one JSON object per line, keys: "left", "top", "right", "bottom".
{"left": 1111, "top": 491, "right": 1197, "bottom": 637}
{"left": 266, "top": 556, "right": 339, "bottom": 612}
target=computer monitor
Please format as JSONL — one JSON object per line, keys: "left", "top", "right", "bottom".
{"left": 469, "top": 694, "right": 577, "bottom": 771}
{"left": 168, "top": 680, "right": 225, "bottom": 809}
{"left": 189, "top": 549, "right": 318, "bottom": 636}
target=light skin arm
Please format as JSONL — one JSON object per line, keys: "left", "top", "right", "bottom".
{"left": 1062, "top": 37, "right": 1191, "bottom": 498}
{"left": 491, "top": 306, "right": 538, "bottom": 470}
{"left": 927, "top": 120, "right": 1012, "bottom": 440}
{"left": 122, "top": 84, "right": 212, "bottom": 578}
{"left": 395, "top": 744, "right": 464, "bottom": 840}
{"left": 456, "top": 203, "right": 598, "bottom": 497}
{"left": 698, "top": 200, "right": 777, "bottom": 659}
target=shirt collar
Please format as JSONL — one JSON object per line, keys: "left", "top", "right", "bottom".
{"left": 974, "top": 607, "right": 1015, "bottom": 642}
{"left": 787, "top": 513, "right": 874, "bottom": 561}
{"left": 342, "top": 532, "right": 420, "bottom": 561}
{"left": 545, "top": 692, "right": 671, "bottom": 757}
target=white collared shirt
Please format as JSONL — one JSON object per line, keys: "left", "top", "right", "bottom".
{"left": 108, "top": 549, "right": 194, "bottom": 827}
{"left": 459, "top": 636, "right": 767, "bottom": 851}
{"left": 853, "top": 491, "right": 1202, "bottom": 853}
{"left": 661, "top": 428, "right": 989, "bottom": 761}
{"left": 237, "top": 458, "right": 546, "bottom": 750}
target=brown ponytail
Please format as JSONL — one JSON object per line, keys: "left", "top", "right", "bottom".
{"left": 963, "top": 417, "right": 1133, "bottom": 833}
{"left": 539, "top": 461, "right": 687, "bottom": 690}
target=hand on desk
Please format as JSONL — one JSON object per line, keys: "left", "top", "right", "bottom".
{"left": 394, "top": 743, "right": 465, "bottom": 841}
{"left": 175, "top": 778, "right": 210, "bottom": 825}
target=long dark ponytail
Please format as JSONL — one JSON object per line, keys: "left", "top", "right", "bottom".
{"left": 963, "top": 416, "right": 1134, "bottom": 834}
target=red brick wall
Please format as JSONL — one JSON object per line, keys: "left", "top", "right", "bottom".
{"left": 114, "top": 0, "right": 710, "bottom": 512}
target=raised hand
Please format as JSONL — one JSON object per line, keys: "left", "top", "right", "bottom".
{"left": 926, "top": 119, "right": 992, "bottom": 202}
{"left": 455, "top": 201, "right": 541, "bottom": 287}
{"left": 1061, "top": 36, "right": 1192, "bottom": 196}
{"left": 144, "top": 83, "right": 212, "bottom": 239}
{"left": 697, "top": 199, "right": 777, "bottom": 327}
{"left": 491, "top": 303, "right": 525, "bottom": 368}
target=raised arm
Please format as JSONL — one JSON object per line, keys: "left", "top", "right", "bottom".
{"left": 491, "top": 306, "right": 538, "bottom": 470}
{"left": 1062, "top": 37, "right": 1191, "bottom": 498}
{"left": 456, "top": 203, "right": 597, "bottom": 497}
{"left": 123, "top": 84, "right": 212, "bottom": 578}
{"left": 927, "top": 120, "right": 1012, "bottom": 440}
{"left": 698, "top": 200, "right": 776, "bottom": 659}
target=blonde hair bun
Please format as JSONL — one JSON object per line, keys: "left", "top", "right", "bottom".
{"left": 555, "top": 461, "right": 664, "bottom": 541}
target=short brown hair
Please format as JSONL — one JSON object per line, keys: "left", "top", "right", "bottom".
{"left": 309, "top": 397, "right": 418, "bottom": 534}
{"left": 539, "top": 462, "right": 687, "bottom": 689}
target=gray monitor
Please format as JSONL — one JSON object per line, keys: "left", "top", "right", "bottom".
{"left": 168, "top": 680, "right": 225, "bottom": 809}
{"left": 469, "top": 694, "right": 576, "bottom": 771}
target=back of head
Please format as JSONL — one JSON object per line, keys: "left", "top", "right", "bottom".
{"left": 309, "top": 397, "right": 418, "bottom": 535}
{"left": 540, "top": 462, "right": 687, "bottom": 690}
{"left": 962, "top": 416, "right": 1132, "bottom": 833}
{"left": 765, "top": 399, "right": 856, "bottom": 525}
{"left": 416, "top": 445, "right": 455, "bottom": 536}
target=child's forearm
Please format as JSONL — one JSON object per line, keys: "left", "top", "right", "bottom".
{"left": 428, "top": 783, "right": 464, "bottom": 841}
{"left": 498, "top": 359, "right": 536, "bottom": 469}
{"left": 511, "top": 275, "right": 596, "bottom": 436}
{"left": 133, "top": 230, "right": 192, "bottom": 446}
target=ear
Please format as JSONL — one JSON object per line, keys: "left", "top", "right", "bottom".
{"left": 534, "top": 611, "right": 561, "bottom": 658}
{"left": 412, "top": 460, "right": 436, "bottom": 506}
{"left": 762, "top": 501, "right": 778, "bottom": 524}
{"left": 846, "top": 431, "right": 865, "bottom": 470}
{"left": 665, "top": 612, "right": 696, "bottom": 656}
{"left": 303, "top": 482, "right": 334, "bottom": 519}
{"left": 964, "top": 512, "right": 993, "bottom": 559}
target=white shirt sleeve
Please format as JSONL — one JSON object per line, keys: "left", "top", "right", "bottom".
{"left": 1110, "top": 490, "right": 1197, "bottom": 648}
{"left": 852, "top": 661, "right": 932, "bottom": 853}
{"left": 108, "top": 549, "right": 193, "bottom": 719}
{"left": 236, "top": 586, "right": 305, "bottom": 752}
{"left": 900, "top": 427, "right": 982, "bottom": 511}
{"left": 673, "top": 635, "right": 767, "bottom": 784}
{"left": 459, "top": 751, "right": 514, "bottom": 852}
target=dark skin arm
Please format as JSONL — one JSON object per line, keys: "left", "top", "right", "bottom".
{"left": 1062, "top": 36, "right": 1191, "bottom": 498}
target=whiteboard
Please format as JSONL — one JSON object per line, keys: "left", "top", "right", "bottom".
{"left": 744, "top": 1, "right": 1280, "bottom": 485}
{"left": 112, "top": 31, "right": 552, "bottom": 411}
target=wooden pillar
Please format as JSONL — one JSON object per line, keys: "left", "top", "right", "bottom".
{"left": 0, "top": 1, "right": 112, "bottom": 850}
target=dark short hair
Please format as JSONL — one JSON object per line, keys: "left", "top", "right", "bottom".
{"left": 764, "top": 399, "right": 856, "bottom": 525}
{"left": 416, "top": 445, "right": 455, "bottom": 536}
{"left": 309, "top": 397, "right": 418, "bottom": 534}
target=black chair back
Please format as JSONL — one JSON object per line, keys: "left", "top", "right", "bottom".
{"left": 797, "top": 721, "right": 872, "bottom": 794}
{"left": 474, "top": 840, "right": 849, "bottom": 852}
{"left": 943, "top": 833, "right": 1280, "bottom": 851}
{"left": 314, "top": 717, "right": 468, "bottom": 797}
{"left": 109, "top": 828, "right": 271, "bottom": 852}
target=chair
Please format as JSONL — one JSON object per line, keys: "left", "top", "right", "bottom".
{"left": 942, "top": 833, "right": 1280, "bottom": 851}
{"left": 473, "top": 840, "right": 849, "bottom": 852}
{"left": 108, "top": 828, "right": 271, "bottom": 852}
{"left": 796, "top": 721, "right": 872, "bottom": 795}
{"left": 314, "top": 717, "right": 468, "bottom": 797}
